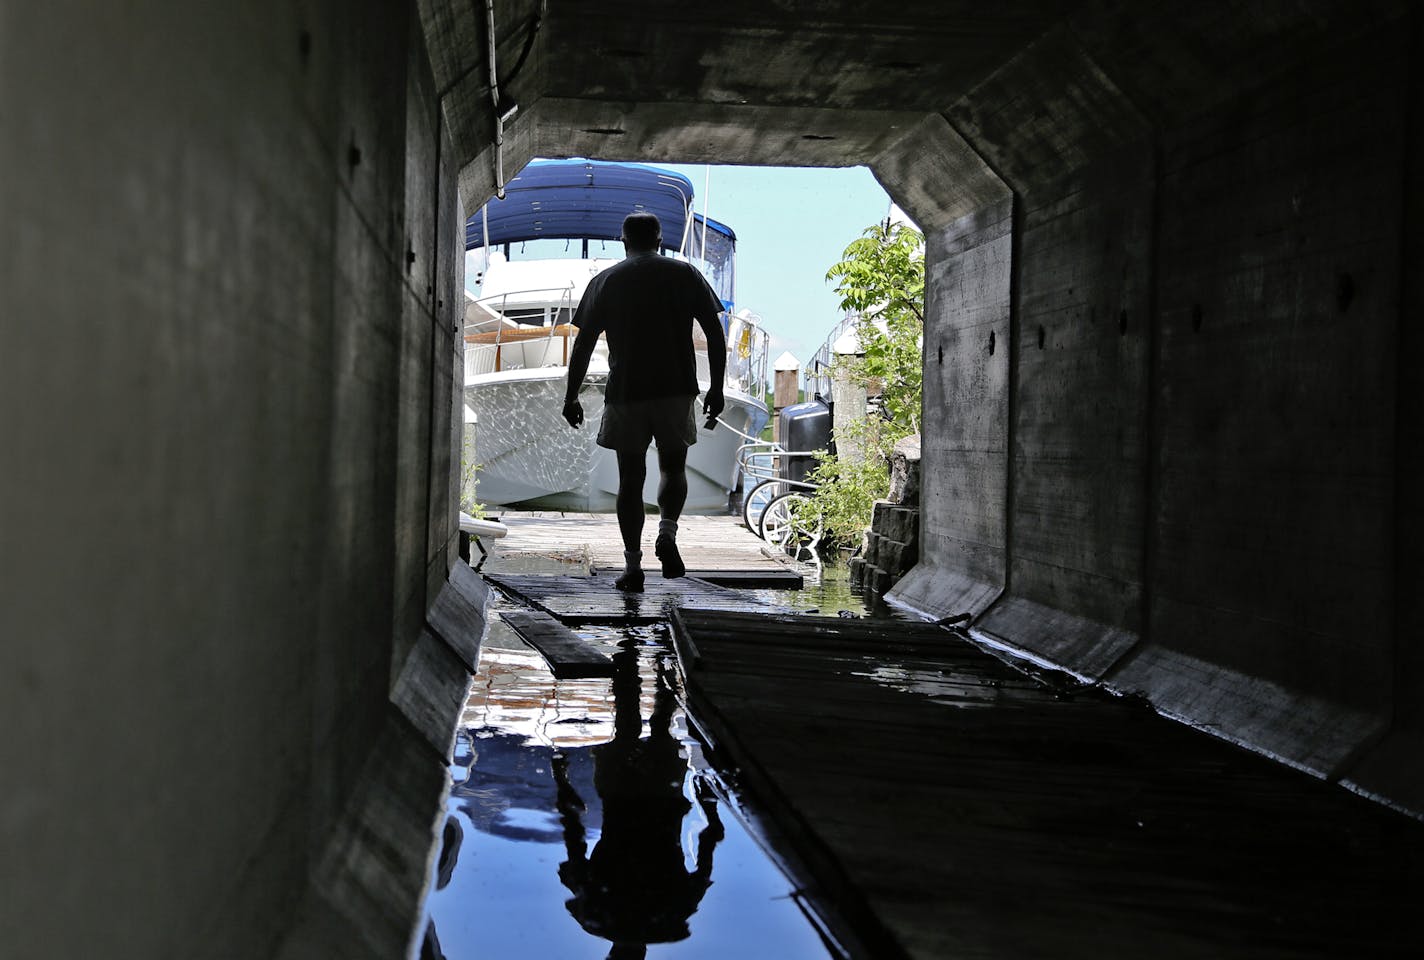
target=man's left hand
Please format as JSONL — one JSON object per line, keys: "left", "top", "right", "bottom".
{"left": 562, "top": 399, "right": 584, "bottom": 429}
{"left": 702, "top": 388, "right": 724, "bottom": 429}
{"left": 703, "top": 388, "right": 725, "bottom": 420}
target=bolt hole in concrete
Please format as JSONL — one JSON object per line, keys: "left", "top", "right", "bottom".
{"left": 988, "top": 329, "right": 996, "bottom": 355}
{"left": 1336, "top": 271, "right": 1354, "bottom": 312}
{"left": 421, "top": 555, "right": 882, "bottom": 958}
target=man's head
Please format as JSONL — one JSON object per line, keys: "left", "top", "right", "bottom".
{"left": 620, "top": 212, "right": 661, "bottom": 253}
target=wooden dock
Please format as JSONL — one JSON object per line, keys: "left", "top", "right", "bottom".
{"left": 483, "top": 511, "right": 803, "bottom": 587}
{"left": 484, "top": 572, "right": 786, "bottom": 625}
{"left": 671, "top": 608, "right": 1424, "bottom": 960}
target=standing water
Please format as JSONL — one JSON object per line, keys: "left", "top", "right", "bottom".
{"left": 418, "top": 557, "right": 867, "bottom": 959}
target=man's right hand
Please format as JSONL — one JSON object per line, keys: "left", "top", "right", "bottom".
{"left": 562, "top": 399, "right": 584, "bottom": 429}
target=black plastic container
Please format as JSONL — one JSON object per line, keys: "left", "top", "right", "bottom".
{"left": 779, "top": 397, "right": 831, "bottom": 484}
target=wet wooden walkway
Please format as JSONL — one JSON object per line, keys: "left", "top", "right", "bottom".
{"left": 672, "top": 608, "right": 1424, "bottom": 960}
{"left": 484, "top": 572, "right": 787, "bottom": 625}
{"left": 483, "top": 511, "right": 803, "bottom": 587}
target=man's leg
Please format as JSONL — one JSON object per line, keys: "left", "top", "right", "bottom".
{"left": 654, "top": 443, "right": 688, "bottom": 578}
{"left": 614, "top": 448, "right": 647, "bottom": 591}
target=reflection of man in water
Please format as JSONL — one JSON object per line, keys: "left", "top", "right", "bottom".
{"left": 552, "top": 647, "right": 723, "bottom": 958}
{"left": 561, "top": 212, "right": 728, "bottom": 592}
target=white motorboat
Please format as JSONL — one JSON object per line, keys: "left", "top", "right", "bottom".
{"left": 462, "top": 160, "right": 770, "bottom": 512}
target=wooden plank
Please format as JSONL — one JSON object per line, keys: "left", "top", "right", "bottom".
{"left": 685, "top": 568, "right": 804, "bottom": 588}
{"left": 498, "top": 609, "right": 613, "bottom": 679}
{"left": 484, "top": 572, "right": 785, "bottom": 624}
{"left": 672, "top": 609, "right": 1424, "bottom": 960}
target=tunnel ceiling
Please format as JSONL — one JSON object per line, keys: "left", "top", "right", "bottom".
{"left": 529, "top": 1, "right": 1073, "bottom": 111}
{"left": 419, "top": 0, "right": 1079, "bottom": 206}
{"left": 419, "top": 0, "right": 1400, "bottom": 220}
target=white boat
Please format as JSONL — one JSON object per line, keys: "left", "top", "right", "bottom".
{"left": 462, "top": 160, "right": 770, "bottom": 512}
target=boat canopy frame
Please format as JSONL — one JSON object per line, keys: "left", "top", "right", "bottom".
{"left": 467, "top": 157, "right": 738, "bottom": 309}
{"left": 465, "top": 159, "right": 735, "bottom": 261}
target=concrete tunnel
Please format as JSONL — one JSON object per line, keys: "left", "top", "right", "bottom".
{"left": 2, "top": 0, "right": 1420, "bottom": 955}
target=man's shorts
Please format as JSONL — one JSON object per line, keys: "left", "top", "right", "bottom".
{"left": 596, "top": 394, "right": 699, "bottom": 452}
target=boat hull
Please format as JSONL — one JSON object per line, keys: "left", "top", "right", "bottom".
{"left": 464, "top": 370, "right": 768, "bottom": 512}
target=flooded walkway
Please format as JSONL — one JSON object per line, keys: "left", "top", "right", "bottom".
{"left": 428, "top": 510, "right": 1422, "bottom": 958}
{"left": 420, "top": 538, "right": 843, "bottom": 959}
{"left": 673, "top": 608, "right": 1424, "bottom": 959}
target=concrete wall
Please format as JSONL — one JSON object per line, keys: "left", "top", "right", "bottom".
{"left": 872, "top": 117, "right": 1012, "bottom": 619}
{"left": 0, "top": 2, "right": 474, "bottom": 956}
{"left": 885, "top": 5, "right": 1424, "bottom": 812}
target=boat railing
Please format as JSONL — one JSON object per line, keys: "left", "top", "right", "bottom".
{"left": 465, "top": 286, "right": 581, "bottom": 374}
{"left": 734, "top": 440, "right": 821, "bottom": 491}
{"left": 803, "top": 311, "right": 859, "bottom": 399}
{"left": 718, "top": 315, "right": 770, "bottom": 400}
{"left": 466, "top": 284, "right": 771, "bottom": 401}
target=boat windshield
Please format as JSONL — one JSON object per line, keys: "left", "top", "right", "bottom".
{"left": 480, "top": 218, "right": 736, "bottom": 313}
{"left": 682, "top": 214, "right": 736, "bottom": 310}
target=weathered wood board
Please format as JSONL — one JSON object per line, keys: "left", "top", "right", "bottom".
{"left": 684, "top": 568, "right": 803, "bottom": 588}
{"left": 498, "top": 609, "right": 614, "bottom": 679}
{"left": 671, "top": 609, "right": 1424, "bottom": 960}
{"left": 484, "top": 572, "right": 784, "bottom": 625}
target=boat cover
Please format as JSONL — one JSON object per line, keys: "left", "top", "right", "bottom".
{"left": 465, "top": 160, "right": 735, "bottom": 265}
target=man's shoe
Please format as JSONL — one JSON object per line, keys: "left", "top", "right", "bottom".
{"left": 614, "top": 568, "right": 645, "bottom": 592}
{"left": 655, "top": 535, "right": 685, "bottom": 579}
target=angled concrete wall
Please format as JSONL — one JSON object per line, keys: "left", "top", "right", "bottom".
{"left": 949, "top": 28, "right": 1156, "bottom": 679}
{"left": 1124, "top": 20, "right": 1406, "bottom": 773}
{"left": 886, "top": 5, "right": 1422, "bottom": 812}
{"left": 0, "top": 2, "right": 474, "bottom": 956}
{"left": 872, "top": 117, "right": 1013, "bottom": 621}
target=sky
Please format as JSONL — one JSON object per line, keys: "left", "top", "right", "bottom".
{"left": 656, "top": 164, "right": 894, "bottom": 361}
{"left": 466, "top": 163, "right": 896, "bottom": 364}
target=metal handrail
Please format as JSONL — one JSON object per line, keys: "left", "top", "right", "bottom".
{"left": 468, "top": 284, "right": 771, "bottom": 395}
{"left": 468, "top": 285, "right": 577, "bottom": 343}
{"left": 734, "top": 440, "right": 823, "bottom": 489}
{"left": 803, "top": 311, "right": 858, "bottom": 397}
{"left": 466, "top": 285, "right": 579, "bottom": 372}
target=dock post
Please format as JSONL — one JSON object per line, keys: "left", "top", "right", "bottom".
{"left": 773, "top": 351, "right": 799, "bottom": 446}
{"left": 831, "top": 331, "right": 867, "bottom": 465}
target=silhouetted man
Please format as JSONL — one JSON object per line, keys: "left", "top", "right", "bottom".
{"left": 562, "top": 212, "right": 727, "bottom": 591}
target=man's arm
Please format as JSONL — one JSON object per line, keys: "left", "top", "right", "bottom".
{"left": 562, "top": 323, "right": 599, "bottom": 428}
{"left": 563, "top": 284, "right": 602, "bottom": 428}
{"left": 551, "top": 753, "right": 589, "bottom": 883}
{"left": 692, "top": 272, "right": 728, "bottom": 423}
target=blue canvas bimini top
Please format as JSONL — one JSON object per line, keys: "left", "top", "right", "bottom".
{"left": 465, "top": 159, "right": 735, "bottom": 266}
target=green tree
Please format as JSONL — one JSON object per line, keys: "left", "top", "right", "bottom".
{"left": 803, "top": 219, "right": 924, "bottom": 546}
{"left": 826, "top": 218, "right": 924, "bottom": 434}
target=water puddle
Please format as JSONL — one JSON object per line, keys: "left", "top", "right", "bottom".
{"left": 420, "top": 555, "right": 847, "bottom": 959}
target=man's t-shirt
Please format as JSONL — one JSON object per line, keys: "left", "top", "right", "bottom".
{"left": 571, "top": 252, "right": 725, "bottom": 404}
